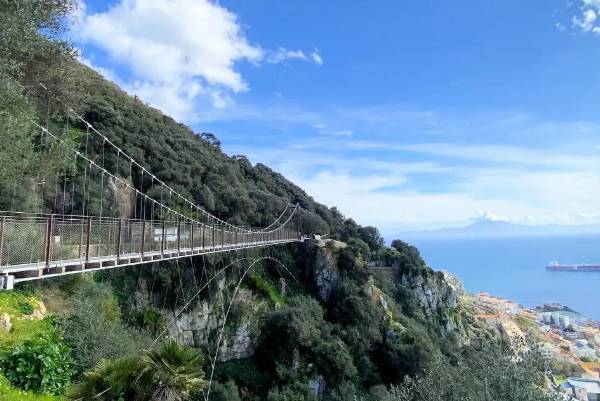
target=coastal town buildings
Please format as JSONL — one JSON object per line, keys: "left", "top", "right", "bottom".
{"left": 561, "top": 377, "right": 600, "bottom": 401}
{"left": 470, "top": 290, "right": 600, "bottom": 399}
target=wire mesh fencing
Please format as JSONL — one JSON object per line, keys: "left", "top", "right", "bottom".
{"left": 0, "top": 212, "right": 301, "bottom": 274}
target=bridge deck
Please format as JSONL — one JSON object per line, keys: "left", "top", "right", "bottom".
{"left": 3, "top": 239, "right": 300, "bottom": 283}
{"left": 0, "top": 212, "right": 302, "bottom": 288}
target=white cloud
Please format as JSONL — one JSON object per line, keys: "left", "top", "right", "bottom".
{"left": 384, "top": 142, "right": 600, "bottom": 169}
{"left": 266, "top": 47, "right": 307, "bottom": 64}
{"left": 572, "top": 0, "right": 600, "bottom": 34}
{"left": 573, "top": 8, "right": 598, "bottom": 31}
{"left": 228, "top": 132, "right": 600, "bottom": 232}
{"left": 311, "top": 50, "right": 323, "bottom": 65}
{"left": 75, "top": 0, "right": 322, "bottom": 121}
{"left": 265, "top": 47, "right": 323, "bottom": 65}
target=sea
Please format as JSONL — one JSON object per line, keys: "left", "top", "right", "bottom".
{"left": 397, "top": 235, "right": 600, "bottom": 320}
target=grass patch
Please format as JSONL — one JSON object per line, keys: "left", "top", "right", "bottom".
{"left": 0, "top": 291, "right": 36, "bottom": 317}
{"left": 0, "top": 292, "right": 53, "bottom": 352}
{"left": 0, "top": 374, "right": 64, "bottom": 401}
{"left": 0, "top": 292, "right": 50, "bottom": 350}
{"left": 0, "top": 318, "right": 54, "bottom": 352}
{"left": 554, "top": 375, "right": 567, "bottom": 385}
{"left": 247, "top": 274, "right": 284, "bottom": 307}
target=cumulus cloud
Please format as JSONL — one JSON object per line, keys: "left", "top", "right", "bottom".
{"left": 572, "top": 0, "right": 600, "bottom": 33}
{"left": 75, "top": 0, "right": 322, "bottom": 121}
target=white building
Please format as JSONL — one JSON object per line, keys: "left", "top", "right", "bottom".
{"left": 560, "top": 315, "right": 572, "bottom": 329}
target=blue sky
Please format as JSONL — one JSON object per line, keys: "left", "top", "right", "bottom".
{"left": 72, "top": 0, "right": 600, "bottom": 233}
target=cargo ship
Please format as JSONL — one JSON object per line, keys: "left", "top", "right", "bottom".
{"left": 546, "top": 261, "right": 600, "bottom": 272}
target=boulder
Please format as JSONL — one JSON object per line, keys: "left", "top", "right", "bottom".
{"left": 0, "top": 313, "right": 11, "bottom": 332}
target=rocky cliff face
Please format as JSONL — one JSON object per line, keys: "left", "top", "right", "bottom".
{"left": 131, "top": 239, "right": 464, "bottom": 363}
{"left": 304, "top": 239, "right": 347, "bottom": 302}
{"left": 133, "top": 271, "right": 267, "bottom": 361}
{"left": 401, "top": 271, "right": 458, "bottom": 313}
{"left": 400, "top": 270, "right": 459, "bottom": 334}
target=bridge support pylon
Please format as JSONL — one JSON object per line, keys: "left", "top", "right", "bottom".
{"left": 0, "top": 275, "right": 14, "bottom": 290}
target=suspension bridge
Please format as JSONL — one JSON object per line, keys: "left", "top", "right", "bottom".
{"left": 0, "top": 93, "right": 305, "bottom": 290}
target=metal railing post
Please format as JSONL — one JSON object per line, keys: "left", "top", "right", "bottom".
{"left": 85, "top": 217, "right": 92, "bottom": 263}
{"left": 44, "top": 214, "right": 54, "bottom": 267}
{"left": 141, "top": 219, "right": 146, "bottom": 256}
{"left": 116, "top": 219, "right": 122, "bottom": 258}
{"left": 161, "top": 221, "right": 166, "bottom": 256}
{"left": 176, "top": 218, "right": 181, "bottom": 254}
{"left": 190, "top": 223, "right": 195, "bottom": 253}
{"left": 0, "top": 217, "right": 5, "bottom": 266}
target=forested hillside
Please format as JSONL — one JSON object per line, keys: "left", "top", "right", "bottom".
{"left": 0, "top": 2, "right": 562, "bottom": 401}
{"left": 72, "top": 65, "right": 342, "bottom": 234}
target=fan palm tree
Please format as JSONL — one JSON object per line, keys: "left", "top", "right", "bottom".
{"left": 137, "top": 339, "right": 208, "bottom": 401}
{"left": 68, "top": 357, "right": 143, "bottom": 401}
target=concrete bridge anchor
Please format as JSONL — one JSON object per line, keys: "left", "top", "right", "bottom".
{"left": 0, "top": 275, "right": 14, "bottom": 290}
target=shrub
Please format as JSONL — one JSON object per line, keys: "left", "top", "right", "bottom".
{"left": 346, "top": 238, "right": 370, "bottom": 260}
{"left": 205, "top": 380, "right": 241, "bottom": 401}
{"left": 0, "top": 374, "right": 62, "bottom": 401}
{"left": 131, "top": 307, "right": 165, "bottom": 335}
{"left": 212, "top": 358, "right": 271, "bottom": 398}
{"left": 17, "top": 300, "right": 34, "bottom": 316}
{"left": 0, "top": 334, "right": 73, "bottom": 395}
{"left": 59, "top": 280, "right": 151, "bottom": 374}
{"left": 267, "top": 383, "right": 317, "bottom": 401}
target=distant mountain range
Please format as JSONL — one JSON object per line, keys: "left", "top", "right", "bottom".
{"left": 387, "top": 218, "right": 600, "bottom": 240}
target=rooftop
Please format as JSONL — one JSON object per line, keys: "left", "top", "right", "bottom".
{"left": 565, "top": 378, "right": 600, "bottom": 394}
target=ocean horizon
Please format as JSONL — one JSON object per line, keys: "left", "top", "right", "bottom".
{"left": 386, "top": 235, "right": 600, "bottom": 320}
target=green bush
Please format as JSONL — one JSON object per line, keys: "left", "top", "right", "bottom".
{"left": 131, "top": 307, "right": 165, "bottom": 335}
{"left": 248, "top": 273, "right": 284, "bottom": 307}
{"left": 0, "top": 374, "right": 62, "bottom": 401}
{"left": 266, "top": 383, "right": 317, "bottom": 401}
{"left": 0, "top": 335, "right": 73, "bottom": 395}
{"left": 17, "top": 300, "right": 34, "bottom": 316}
{"left": 204, "top": 380, "right": 241, "bottom": 401}
{"left": 212, "top": 359, "right": 271, "bottom": 397}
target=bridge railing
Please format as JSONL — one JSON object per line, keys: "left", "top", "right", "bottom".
{"left": 0, "top": 212, "right": 301, "bottom": 273}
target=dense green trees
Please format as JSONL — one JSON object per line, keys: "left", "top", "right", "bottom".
{"left": 381, "top": 340, "right": 561, "bottom": 401}
{"left": 256, "top": 296, "right": 356, "bottom": 387}
{"left": 0, "top": 0, "right": 80, "bottom": 211}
